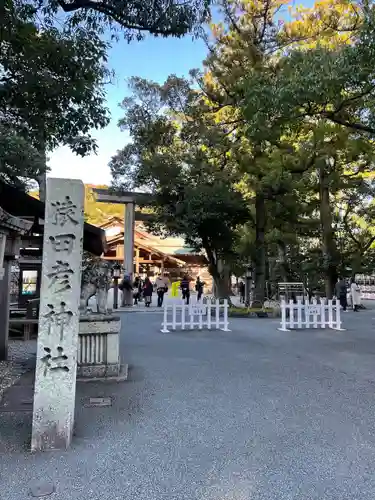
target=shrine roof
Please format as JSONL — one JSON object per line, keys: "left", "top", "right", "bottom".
{"left": 0, "top": 181, "right": 106, "bottom": 256}
{"left": 0, "top": 206, "right": 33, "bottom": 234}
{"left": 106, "top": 232, "right": 186, "bottom": 266}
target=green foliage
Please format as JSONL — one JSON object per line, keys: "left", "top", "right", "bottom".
{"left": 110, "top": 75, "right": 250, "bottom": 295}
{"left": 1, "top": 1, "right": 111, "bottom": 187}
{"left": 208, "top": 0, "right": 375, "bottom": 298}
{"left": 105, "top": 0, "right": 375, "bottom": 302}
{"left": 15, "top": 0, "right": 211, "bottom": 40}
{"left": 242, "top": 1, "right": 375, "bottom": 138}
{"left": 0, "top": 124, "right": 45, "bottom": 189}
{"left": 31, "top": 184, "right": 125, "bottom": 225}
{"left": 0, "top": 0, "right": 211, "bottom": 189}
{"left": 1, "top": 4, "right": 110, "bottom": 147}
{"left": 84, "top": 185, "right": 124, "bottom": 225}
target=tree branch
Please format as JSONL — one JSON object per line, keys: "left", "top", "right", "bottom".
{"left": 364, "top": 235, "right": 375, "bottom": 252}
{"left": 324, "top": 113, "right": 375, "bottom": 134}
{"left": 57, "top": 0, "right": 191, "bottom": 35}
{"left": 342, "top": 206, "right": 361, "bottom": 247}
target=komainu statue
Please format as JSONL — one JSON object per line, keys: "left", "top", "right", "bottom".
{"left": 80, "top": 254, "right": 112, "bottom": 315}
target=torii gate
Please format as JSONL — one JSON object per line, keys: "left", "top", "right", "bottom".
{"left": 93, "top": 188, "right": 152, "bottom": 306}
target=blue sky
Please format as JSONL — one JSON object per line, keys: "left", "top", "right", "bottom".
{"left": 48, "top": 34, "right": 208, "bottom": 185}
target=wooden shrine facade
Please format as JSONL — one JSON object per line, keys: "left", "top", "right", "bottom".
{"left": 0, "top": 181, "right": 106, "bottom": 359}
{"left": 103, "top": 231, "right": 187, "bottom": 278}
{"left": 100, "top": 217, "right": 213, "bottom": 287}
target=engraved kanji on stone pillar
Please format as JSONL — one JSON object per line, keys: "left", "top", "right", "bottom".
{"left": 31, "top": 178, "right": 84, "bottom": 452}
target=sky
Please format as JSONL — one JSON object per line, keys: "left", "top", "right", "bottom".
{"left": 48, "top": 34, "right": 209, "bottom": 186}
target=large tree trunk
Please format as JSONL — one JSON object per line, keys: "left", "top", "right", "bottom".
{"left": 350, "top": 252, "right": 362, "bottom": 280}
{"left": 319, "top": 164, "right": 338, "bottom": 298}
{"left": 204, "top": 241, "right": 232, "bottom": 300}
{"left": 36, "top": 136, "right": 47, "bottom": 202}
{"left": 253, "top": 192, "right": 266, "bottom": 304}
{"left": 37, "top": 173, "right": 47, "bottom": 203}
{"left": 214, "top": 258, "right": 232, "bottom": 299}
{"left": 277, "top": 241, "right": 288, "bottom": 282}
{"left": 213, "top": 275, "right": 232, "bottom": 299}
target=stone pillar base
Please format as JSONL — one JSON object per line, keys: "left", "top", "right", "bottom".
{"left": 78, "top": 314, "right": 125, "bottom": 381}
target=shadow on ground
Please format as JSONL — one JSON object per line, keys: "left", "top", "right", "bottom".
{"left": 2, "top": 310, "right": 375, "bottom": 500}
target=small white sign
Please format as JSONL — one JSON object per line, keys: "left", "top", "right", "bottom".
{"left": 189, "top": 304, "right": 207, "bottom": 316}
{"left": 308, "top": 306, "right": 320, "bottom": 315}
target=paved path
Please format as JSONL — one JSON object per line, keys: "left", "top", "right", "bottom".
{"left": 2, "top": 310, "right": 375, "bottom": 499}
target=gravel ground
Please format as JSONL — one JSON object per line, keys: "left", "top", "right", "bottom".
{"left": 2, "top": 310, "right": 375, "bottom": 499}
{"left": 0, "top": 340, "right": 36, "bottom": 400}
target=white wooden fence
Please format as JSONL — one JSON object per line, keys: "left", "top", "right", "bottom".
{"left": 161, "top": 299, "right": 230, "bottom": 333}
{"left": 279, "top": 299, "right": 344, "bottom": 331}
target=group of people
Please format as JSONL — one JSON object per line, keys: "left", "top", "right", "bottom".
{"left": 335, "top": 277, "right": 362, "bottom": 312}
{"left": 180, "top": 276, "right": 204, "bottom": 305}
{"left": 120, "top": 274, "right": 205, "bottom": 308}
{"left": 131, "top": 275, "right": 169, "bottom": 308}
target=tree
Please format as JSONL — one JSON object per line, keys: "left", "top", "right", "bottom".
{"left": 1, "top": 0, "right": 212, "bottom": 190}
{"left": 110, "top": 76, "right": 249, "bottom": 297}
{"left": 233, "top": 0, "right": 375, "bottom": 296}
{"left": 1, "top": 1, "right": 110, "bottom": 188}
{"left": 84, "top": 184, "right": 125, "bottom": 224}
{"left": 0, "top": 124, "right": 45, "bottom": 189}
{"left": 197, "top": 0, "right": 307, "bottom": 303}
{"left": 242, "top": 1, "right": 375, "bottom": 138}
{"left": 13, "top": 0, "right": 211, "bottom": 40}
{"left": 196, "top": 0, "right": 375, "bottom": 300}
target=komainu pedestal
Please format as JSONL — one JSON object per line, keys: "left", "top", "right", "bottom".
{"left": 78, "top": 258, "right": 125, "bottom": 380}
{"left": 78, "top": 315, "right": 124, "bottom": 380}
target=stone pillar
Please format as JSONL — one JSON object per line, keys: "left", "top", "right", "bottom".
{"left": 31, "top": 178, "right": 84, "bottom": 452}
{"left": 122, "top": 202, "right": 135, "bottom": 306}
{"left": 135, "top": 248, "right": 140, "bottom": 275}
{"left": 0, "top": 258, "right": 11, "bottom": 361}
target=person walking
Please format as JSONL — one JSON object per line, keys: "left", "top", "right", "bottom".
{"left": 118, "top": 274, "right": 133, "bottom": 306}
{"left": 180, "top": 275, "right": 190, "bottom": 305}
{"left": 350, "top": 278, "right": 361, "bottom": 311}
{"left": 239, "top": 281, "right": 245, "bottom": 304}
{"left": 155, "top": 274, "right": 168, "bottom": 307}
{"left": 195, "top": 277, "right": 204, "bottom": 301}
{"left": 133, "top": 276, "right": 142, "bottom": 305}
{"left": 335, "top": 277, "right": 348, "bottom": 312}
{"left": 143, "top": 277, "right": 153, "bottom": 307}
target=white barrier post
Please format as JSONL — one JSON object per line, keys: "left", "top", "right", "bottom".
{"left": 289, "top": 299, "right": 294, "bottom": 329}
{"left": 278, "top": 300, "right": 290, "bottom": 331}
{"left": 297, "top": 299, "right": 303, "bottom": 328}
{"left": 221, "top": 299, "right": 231, "bottom": 332}
{"left": 312, "top": 298, "right": 318, "bottom": 328}
{"left": 215, "top": 300, "right": 220, "bottom": 329}
{"left": 207, "top": 301, "right": 212, "bottom": 330}
{"left": 328, "top": 299, "right": 333, "bottom": 328}
{"left": 161, "top": 305, "right": 170, "bottom": 333}
{"left": 181, "top": 303, "right": 186, "bottom": 330}
{"left": 333, "top": 298, "right": 345, "bottom": 331}
{"left": 305, "top": 299, "right": 310, "bottom": 329}
{"left": 172, "top": 304, "right": 177, "bottom": 331}
{"left": 278, "top": 296, "right": 345, "bottom": 332}
{"left": 190, "top": 305, "right": 194, "bottom": 330}
{"left": 320, "top": 298, "right": 326, "bottom": 328}
{"left": 161, "top": 299, "right": 231, "bottom": 333}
